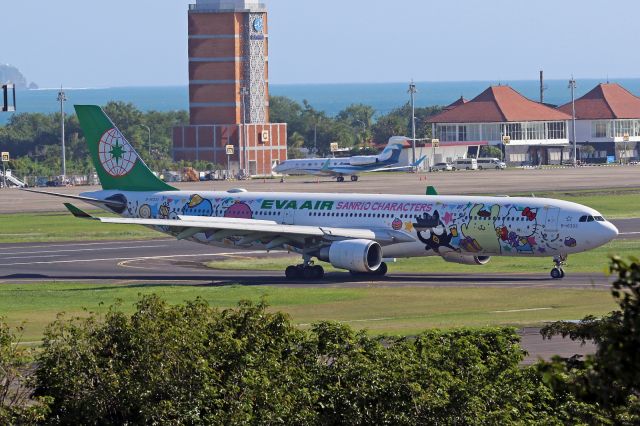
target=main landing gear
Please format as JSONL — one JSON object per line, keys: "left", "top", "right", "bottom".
{"left": 550, "top": 255, "right": 567, "bottom": 280}
{"left": 336, "top": 175, "right": 358, "bottom": 182}
{"left": 285, "top": 256, "right": 325, "bottom": 280}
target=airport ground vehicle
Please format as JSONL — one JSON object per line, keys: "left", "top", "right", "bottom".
{"left": 431, "top": 162, "right": 453, "bottom": 172}
{"left": 452, "top": 158, "right": 478, "bottom": 170}
{"left": 30, "top": 105, "right": 618, "bottom": 281}
{"left": 477, "top": 158, "right": 506, "bottom": 170}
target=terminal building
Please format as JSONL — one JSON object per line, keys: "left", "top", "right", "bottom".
{"left": 172, "top": 0, "right": 287, "bottom": 176}
{"left": 558, "top": 83, "right": 640, "bottom": 163}
{"left": 426, "top": 86, "right": 572, "bottom": 166}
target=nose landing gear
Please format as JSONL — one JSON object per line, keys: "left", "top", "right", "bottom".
{"left": 550, "top": 255, "right": 567, "bottom": 279}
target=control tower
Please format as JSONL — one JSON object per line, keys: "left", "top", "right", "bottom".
{"left": 173, "top": 0, "right": 287, "bottom": 177}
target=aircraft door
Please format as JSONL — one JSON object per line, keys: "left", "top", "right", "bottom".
{"left": 541, "top": 207, "right": 560, "bottom": 233}
{"left": 282, "top": 209, "right": 295, "bottom": 225}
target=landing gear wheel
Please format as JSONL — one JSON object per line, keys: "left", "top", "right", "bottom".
{"left": 337, "top": 176, "right": 345, "bottom": 182}
{"left": 550, "top": 268, "right": 562, "bottom": 279}
{"left": 351, "top": 175, "right": 358, "bottom": 182}
{"left": 374, "top": 262, "right": 388, "bottom": 276}
{"left": 302, "top": 267, "right": 315, "bottom": 280}
{"left": 312, "top": 265, "right": 325, "bottom": 279}
{"left": 550, "top": 255, "right": 567, "bottom": 280}
{"left": 285, "top": 265, "right": 300, "bottom": 280}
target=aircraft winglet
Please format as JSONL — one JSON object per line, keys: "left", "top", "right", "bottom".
{"left": 64, "top": 203, "right": 95, "bottom": 219}
{"left": 412, "top": 155, "right": 427, "bottom": 167}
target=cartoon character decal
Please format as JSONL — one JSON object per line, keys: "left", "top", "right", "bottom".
{"left": 496, "top": 206, "right": 538, "bottom": 253}
{"left": 461, "top": 204, "right": 501, "bottom": 254}
{"left": 224, "top": 201, "right": 253, "bottom": 219}
{"left": 182, "top": 194, "right": 213, "bottom": 216}
{"left": 564, "top": 237, "right": 577, "bottom": 248}
{"left": 413, "top": 211, "right": 459, "bottom": 254}
{"left": 391, "top": 218, "right": 403, "bottom": 231}
{"left": 138, "top": 204, "right": 152, "bottom": 219}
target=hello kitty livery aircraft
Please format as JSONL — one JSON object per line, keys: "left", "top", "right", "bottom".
{"left": 29, "top": 106, "right": 618, "bottom": 280}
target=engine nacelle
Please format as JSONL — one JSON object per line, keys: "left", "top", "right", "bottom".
{"left": 318, "top": 239, "right": 382, "bottom": 273}
{"left": 349, "top": 155, "right": 378, "bottom": 166}
{"left": 441, "top": 253, "right": 491, "bottom": 265}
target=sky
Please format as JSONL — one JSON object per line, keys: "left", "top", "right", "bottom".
{"left": 1, "top": 0, "right": 639, "bottom": 88}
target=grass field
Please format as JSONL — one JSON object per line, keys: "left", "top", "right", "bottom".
{"left": 0, "top": 282, "right": 619, "bottom": 343}
{"left": 207, "top": 239, "right": 639, "bottom": 275}
{"left": 0, "top": 190, "right": 638, "bottom": 243}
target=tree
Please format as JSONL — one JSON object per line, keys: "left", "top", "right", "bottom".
{"left": 0, "top": 319, "right": 50, "bottom": 425}
{"left": 580, "top": 144, "right": 595, "bottom": 161}
{"left": 480, "top": 146, "right": 503, "bottom": 158}
{"left": 538, "top": 256, "right": 640, "bottom": 423}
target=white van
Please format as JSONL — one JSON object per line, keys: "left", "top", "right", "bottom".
{"left": 452, "top": 158, "right": 478, "bottom": 170}
{"left": 477, "top": 157, "right": 506, "bottom": 170}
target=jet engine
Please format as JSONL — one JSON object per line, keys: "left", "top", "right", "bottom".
{"left": 318, "top": 239, "right": 382, "bottom": 273}
{"left": 441, "top": 253, "right": 491, "bottom": 265}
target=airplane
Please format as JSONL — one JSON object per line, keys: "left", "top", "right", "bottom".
{"left": 273, "top": 136, "right": 426, "bottom": 182}
{"left": 27, "top": 105, "right": 619, "bottom": 281}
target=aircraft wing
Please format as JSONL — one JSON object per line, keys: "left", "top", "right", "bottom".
{"left": 64, "top": 204, "right": 416, "bottom": 249}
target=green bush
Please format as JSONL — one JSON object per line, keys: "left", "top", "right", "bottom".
{"left": 33, "top": 295, "right": 567, "bottom": 425}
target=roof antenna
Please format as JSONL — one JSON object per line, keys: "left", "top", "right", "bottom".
{"left": 606, "top": 74, "right": 610, "bottom": 84}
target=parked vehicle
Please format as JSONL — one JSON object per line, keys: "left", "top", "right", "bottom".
{"left": 477, "top": 157, "right": 506, "bottom": 170}
{"left": 452, "top": 158, "right": 478, "bottom": 170}
{"left": 431, "top": 162, "right": 453, "bottom": 172}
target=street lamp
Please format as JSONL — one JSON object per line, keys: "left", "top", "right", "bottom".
{"left": 56, "top": 88, "right": 67, "bottom": 180}
{"left": 408, "top": 80, "right": 417, "bottom": 165}
{"left": 138, "top": 124, "right": 151, "bottom": 156}
{"left": 568, "top": 77, "right": 577, "bottom": 167}
{"left": 240, "top": 86, "right": 249, "bottom": 175}
{"left": 354, "top": 119, "right": 367, "bottom": 147}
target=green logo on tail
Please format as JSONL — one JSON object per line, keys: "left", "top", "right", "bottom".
{"left": 75, "top": 105, "right": 176, "bottom": 192}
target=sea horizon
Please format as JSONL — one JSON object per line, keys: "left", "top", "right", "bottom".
{"left": 3, "top": 77, "right": 640, "bottom": 124}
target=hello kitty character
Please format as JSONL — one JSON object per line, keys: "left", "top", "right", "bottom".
{"left": 496, "top": 207, "right": 538, "bottom": 253}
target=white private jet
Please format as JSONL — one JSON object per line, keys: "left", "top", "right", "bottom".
{"left": 29, "top": 106, "right": 618, "bottom": 281}
{"left": 274, "top": 136, "right": 425, "bottom": 182}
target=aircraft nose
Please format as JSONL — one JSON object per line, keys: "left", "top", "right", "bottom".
{"left": 599, "top": 221, "right": 619, "bottom": 244}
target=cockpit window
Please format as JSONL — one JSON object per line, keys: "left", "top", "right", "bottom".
{"left": 594, "top": 216, "right": 605, "bottom": 222}
{"left": 587, "top": 216, "right": 595, "bottom": 222}
{"left": 579, "top": 215, "right": 587, "bottom": 222}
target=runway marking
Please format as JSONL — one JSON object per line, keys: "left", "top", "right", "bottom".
{"left": 1, "top": 254, "right": 67, "bottom": 260}
{"left": 619, "top": 231, "right": 640, "bottom": 235}
{"left": 0, "top": 244, "right": 171, "bottom": 256}
{"left": 0, "top": 239, "right": 173, "bottom": 252}
{"left": 0, "top": 251, "right": 270, "bottom": 267}
{"left": 116, "top": 251, "right": 274, "bottom": 270}
{"left": 491, "top": 307, "right": 552, "bottom": 313}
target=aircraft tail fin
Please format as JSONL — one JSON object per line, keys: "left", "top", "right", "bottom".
{"left": 320, "top": 158, "right": 332, "bottom": 171}
{"left": 426, "top": 185, "right": 438, "bottom": 196}
{"left": 74, "top": 105, "right": 176, "bottom": 192}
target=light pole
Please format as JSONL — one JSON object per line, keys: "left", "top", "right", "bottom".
{"left": 240, "top": 87, "right": 249, "bottom": 175}
{"left": 313, "top": 116, "right": 322, "bottom": 156}
{"left": 139, "top": 124, "right": 151, "bottom": 156}
{"left": 354, "top": 119, "right": 366, "bottom": 147}
{"left": 408, "top": 80, "right": 417, "bottom": 165}
{"left": 57, "top": 88, "right": 67, "bottom": 180}
{"left": 568, "top": 77, "right": 577, "bottom": 167}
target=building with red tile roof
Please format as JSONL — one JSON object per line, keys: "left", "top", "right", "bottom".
{"left": 558, "top": 83, "right": 640, "bottom": 163}
{"left": 426, "top": 86, "right": 571, "bottom": 166}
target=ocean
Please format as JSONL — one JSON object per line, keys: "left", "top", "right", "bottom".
{"left": 3, "top": 78, "right": 640, "bottom": 124}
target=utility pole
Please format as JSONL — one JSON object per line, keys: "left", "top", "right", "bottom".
{"left": 408, "top": 80, "right": 417, "bottom": 165}
{"left": 568, "top": 77, "right": 577, "bottom": 167}
{"left": 539, "top": 70, "right": 545, "bottom": 103}
{"left": 57, "top": 88, "right": 67, "bottom": 180}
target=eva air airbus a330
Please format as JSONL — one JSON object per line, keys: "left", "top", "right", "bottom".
{"left": 30, "top": 105, "right": 618, "bottom": 280}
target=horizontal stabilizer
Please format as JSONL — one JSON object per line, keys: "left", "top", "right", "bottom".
{"left": 22, "top": 188, "right": 127, "bottom": 210}
{"left": 63, "top": 203, "right": 95, "bottom": 219}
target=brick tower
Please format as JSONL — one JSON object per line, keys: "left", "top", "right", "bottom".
{"left": 173, "top": 0, "right": 287, "bottom": 177}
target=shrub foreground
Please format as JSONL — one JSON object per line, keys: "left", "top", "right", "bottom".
{"left": 0, "top": 256, "right": 638, "bottom": 424}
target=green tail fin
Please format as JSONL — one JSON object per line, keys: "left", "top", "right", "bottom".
{"left": 74, "top": 105, "right": 176, "bottom": 192}
{"left": 426, "top": 185, "right": 438, "bottom": 196}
